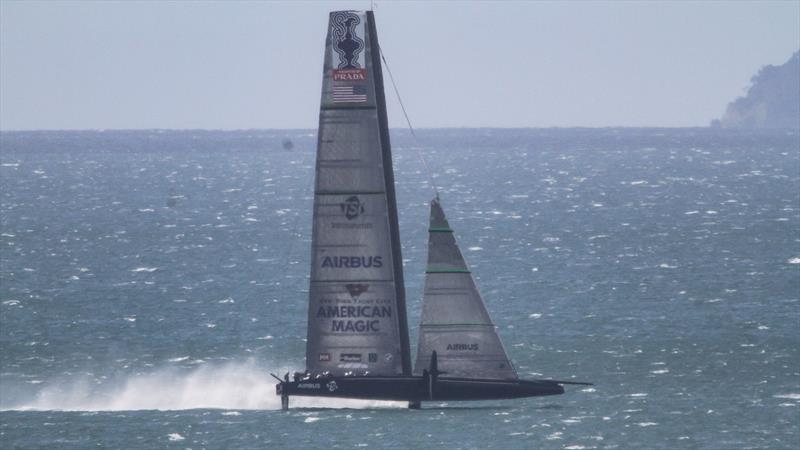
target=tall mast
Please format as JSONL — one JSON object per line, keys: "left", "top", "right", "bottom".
{"left": 367, "top": 11, "right": 412, "bottom": 376}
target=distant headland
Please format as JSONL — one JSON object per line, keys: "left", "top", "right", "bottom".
{"left": 712, "top": 51, "right": 799, "bottom": 129}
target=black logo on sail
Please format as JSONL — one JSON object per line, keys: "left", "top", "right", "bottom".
{"left": 447, "top": 343, "right": 479, "bottom": 351}
{"left": 345, "top": 283, "right": 369, "bottom": 298}
{"left": 331, "top": 12, "right": 364, "bottom": 70}
{"left": 340, "top": 196, "right": 365, "bottom": 220}
{"left": 340, "top": 353, "right": 362, "bottom": 362}
{"left": 321, "top": 255, "right": 382, "bottom": 268}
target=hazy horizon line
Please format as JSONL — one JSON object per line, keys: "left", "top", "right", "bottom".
{"left": 4, "top": 125, "right": 788, "bottom": 133}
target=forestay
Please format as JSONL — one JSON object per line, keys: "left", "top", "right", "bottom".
{"left": 305, "top": 11, "right": 411, "bottom": 377}
{"left": 414, "top": 199, "right": 518, "bottom": 380}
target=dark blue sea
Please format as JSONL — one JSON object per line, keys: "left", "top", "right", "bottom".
{"left": 1, "top": 129, "right": 798, "bottom": 449}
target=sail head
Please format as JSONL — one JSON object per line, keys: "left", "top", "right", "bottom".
{"left": 414, "top": 199, "right": 518, "bottom": 380}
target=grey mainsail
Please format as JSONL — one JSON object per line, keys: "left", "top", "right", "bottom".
{"left": 414, "top": 198, "right": 518, "bottom": 380}
{"left": 305, "top": 11, "right": 411, "bottom": 377}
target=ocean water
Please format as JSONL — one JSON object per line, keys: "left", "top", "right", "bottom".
{"left": 0, "top": 128, "right": 798, "bottom": 449}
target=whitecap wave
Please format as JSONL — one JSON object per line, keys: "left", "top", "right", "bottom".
{"left": 774, "top": 393, "right": 800, "bottom": 400}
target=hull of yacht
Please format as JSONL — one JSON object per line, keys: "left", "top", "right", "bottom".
{"left": 277, "top": 375, "right": 566, "bottom": 403}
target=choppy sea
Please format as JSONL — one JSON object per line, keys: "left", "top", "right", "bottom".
{"left": 0, "top": 128, "right": 798, "bottom": 449}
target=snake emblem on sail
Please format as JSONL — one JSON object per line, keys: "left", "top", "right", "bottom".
{"left": 330, "top": 11, "right": 367, "bottom": 82}
{"left": 331, "top": 12, "right": 364, "bottom": 69}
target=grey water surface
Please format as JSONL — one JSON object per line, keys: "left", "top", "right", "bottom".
{"left": 1, "top": 129, "right": 798, "bottom": 449}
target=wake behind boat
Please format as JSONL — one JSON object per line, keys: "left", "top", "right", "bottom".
{"left": 274, "top": 10, "right": 590, "bottom": 410}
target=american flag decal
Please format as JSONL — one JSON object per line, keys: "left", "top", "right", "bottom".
{"left": 332, "top": 85, "right": 368, "bottom": 103}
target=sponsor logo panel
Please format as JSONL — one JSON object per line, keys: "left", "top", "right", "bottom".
{"left": 333, "top": 69, "right": 366, "bottom": 81}
{"left": 446, "top": 343, "right": 480, "bottom": 351}
{"left": 330, "top": 12, "right": 365, "bottom": 71}
{"left": 340, "top": 353, "right": 362, "bottom": 362}
{"left": 317, "top": 304, "right": 392, "bottom": 333}
{"left": 320, "top": 255, "right": 383, "bottom": 269}
{"left": 329, "top": 11, "right": 368, "bottom": 103}
{"left": 345, "top": 283, "right": 369, "bottom": 298}
{"left": 310, "top": 282, "right": 397, "bottom": 335}
{"left": 328, "top": 195, "right": 375, "bottom": 230}
{"left": 315, "top": 195, "right": 389, "bottom": 232}
{"left": 340, "top": 195, "right": 365, "bottom": 220}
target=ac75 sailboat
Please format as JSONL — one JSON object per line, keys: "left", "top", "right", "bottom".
{"left": 274, "top": 10, "right": 590, "bottom": 410}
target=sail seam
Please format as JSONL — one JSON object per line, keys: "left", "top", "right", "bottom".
{"left": 316, "top": 191, "right": 385, "bottom": 195}
{"left": 312, "top": 279, "right": 395, "bottom": 283}
{"left": 320, "top": 105, "right": 376, "bottom": 111}
{"left": 426, "top": 268, "right": 470, "bottom": 273}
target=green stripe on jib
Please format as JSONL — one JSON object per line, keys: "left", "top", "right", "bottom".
{"left": 425, "top": 268, "right": 470, "bottom": 273}
{"left": 428, "top": 227, "right": 453, "bottom": 233}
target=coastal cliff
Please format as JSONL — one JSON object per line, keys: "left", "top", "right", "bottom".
{"left": 713, "top": 51, "right": 799, "bottom": 129}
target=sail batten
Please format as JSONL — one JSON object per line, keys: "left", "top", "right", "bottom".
{"left": 305, "top": 11, "right": 411, "bottom": 377}
{"left": 414, "top": 199, "right": 518, "bottom": 380}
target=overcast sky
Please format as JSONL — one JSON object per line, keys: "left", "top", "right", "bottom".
{"left": 1, "top": 1, "right": 798, "bottom": 130}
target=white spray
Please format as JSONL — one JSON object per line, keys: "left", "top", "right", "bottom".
{"left": 3, "top": 359, "right": 403, "bottom": 411}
